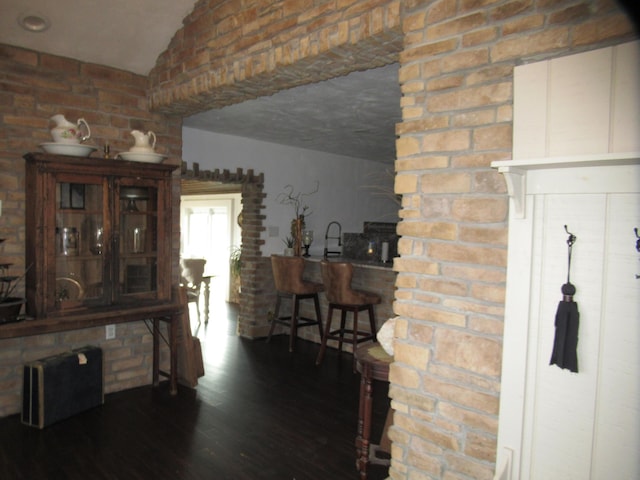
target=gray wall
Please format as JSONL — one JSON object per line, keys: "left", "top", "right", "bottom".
{"left": 182, "top": 127, "right": 399, "bottom": 256}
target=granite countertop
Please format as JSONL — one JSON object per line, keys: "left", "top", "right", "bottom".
{"left": 303, "top": 255, "right": 394, "bottom": 270}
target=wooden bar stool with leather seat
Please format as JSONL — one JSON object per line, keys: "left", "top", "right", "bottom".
{"left": 315, "top": 260, "right": 381, "bottom": 366}
{"left": 267, "top": 255, "right": 324, "bottom": 352}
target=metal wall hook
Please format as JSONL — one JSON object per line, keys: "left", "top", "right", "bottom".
{"left": 562, "top": 225, "right": 577, "bottom": 285}
{"left": 564, "top": 225, "right": 577, "bottom": 247}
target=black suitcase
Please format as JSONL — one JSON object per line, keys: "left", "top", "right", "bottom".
{"left": 22, "top": 345, "right": 104, "bottom": 428}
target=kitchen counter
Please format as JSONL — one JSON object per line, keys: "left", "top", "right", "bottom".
{"left": 303, "top": 255, "right": 394, "bottom": 271}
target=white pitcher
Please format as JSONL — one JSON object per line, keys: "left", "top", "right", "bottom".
{"left": 130, "top": 130, "right": 156, "bottom": 153}
{"left": 50, "top": 114, "right": 91, "bottom": 144}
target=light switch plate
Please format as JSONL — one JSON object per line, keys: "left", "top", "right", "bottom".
{"left": 105, "top": 324, "right": 116, "bottom": 339}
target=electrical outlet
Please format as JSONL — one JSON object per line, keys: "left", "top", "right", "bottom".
{"left": 105, "top": 324, "right": 116, "bottom": 339}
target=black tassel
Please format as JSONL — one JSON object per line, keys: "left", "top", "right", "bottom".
{"left": 550, "top": 282, "right": 579, "bottom": 372}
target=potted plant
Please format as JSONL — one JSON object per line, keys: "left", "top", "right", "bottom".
{"left": 282, "top": 237, "right": 295, "bottom": 256}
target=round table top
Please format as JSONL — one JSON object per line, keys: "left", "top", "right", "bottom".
{"left": 355, "top": 343, "right": 393, "bottom": 381}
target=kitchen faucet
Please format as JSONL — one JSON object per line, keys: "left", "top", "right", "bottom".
{"left": 323, "top": 221, "right": 342, "bottom": 258}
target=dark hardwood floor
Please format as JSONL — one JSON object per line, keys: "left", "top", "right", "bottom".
{"left": 0, "top": 300, "right": 390, "bottom": 480}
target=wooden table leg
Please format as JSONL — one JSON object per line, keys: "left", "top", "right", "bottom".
{"left": 356, "top": 364, "right": 373, "bottom": 479}
{"left": 169, "top": 312, "right": 178, "bottom": 395}
{"left": 202, "top": 276, "right": 211, "bottom": 324}
{"left": 356, "top": 367, "right": 366, "bottom": 468}
{"left": 152, "top": 318, "right": 160, "bottom": 387}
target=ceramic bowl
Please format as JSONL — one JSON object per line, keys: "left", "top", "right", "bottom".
{"left": 128, "top": 146, "right": 156, "bottom": 153}
{"left": 40, "top": 143, "right": 98, "bottom": 157}
{"left": 117, "top": 151, "right": 166, "bottom": 163}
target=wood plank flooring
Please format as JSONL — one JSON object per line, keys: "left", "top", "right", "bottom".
{"left": 0, "top": 301, "right": 390, "bottom": 480}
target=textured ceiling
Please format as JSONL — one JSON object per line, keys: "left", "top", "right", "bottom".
{"left": 183, "top": 63, "right": 401, "bottom": 162}
{"left": 1, "top": 0, "right": 401, "bottom": 162}
{"left": 0, "top": 0, "right": 197, "bottom": 75}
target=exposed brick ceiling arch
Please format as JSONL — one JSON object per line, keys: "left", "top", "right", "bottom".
{"left": 147, "top": 1, "right": 403, "bottom": 117}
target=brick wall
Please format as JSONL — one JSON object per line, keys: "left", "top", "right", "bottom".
{"left": 146, "top": 1, "right": 637, "bottom": 478}
{"left": 0, "top": 45, "right": 182, "bottom": 417}
{"left": 394, "top": 3, "right": 635, "bottom": 479}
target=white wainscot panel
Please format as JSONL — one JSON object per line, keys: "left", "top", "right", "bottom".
{"left": 591, "top": 193, "right": 640, "bottom": 479}
{"left": 522, "top": 195, "right": 606, "bottom": 480}
{"left": 512, "top": 40, "right": 640, "bottom": 161}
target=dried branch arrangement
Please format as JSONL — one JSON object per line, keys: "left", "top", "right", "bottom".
{"left": 276, "top": 180, "right": 319, "bottom": 218}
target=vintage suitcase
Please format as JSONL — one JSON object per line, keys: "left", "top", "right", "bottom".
{"left": 22, "top": 345, "right": 104, "bottom": 428}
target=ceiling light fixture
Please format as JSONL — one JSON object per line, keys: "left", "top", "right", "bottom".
{"left": 18, "top": 12, "right": 51, "bottom": 33}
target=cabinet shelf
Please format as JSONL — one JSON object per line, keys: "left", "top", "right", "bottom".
{"left": 0, "top": 301, "right": 181, "bottom": 339}
{"left": 56, "top": 255, "right": 104, "bottom": 261}
{"left": 492, "top": 152, "right": 640, "bottom": 218}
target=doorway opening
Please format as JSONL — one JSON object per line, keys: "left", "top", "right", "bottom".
{"left": 179, "top": 167, "right": 267, "bottom": 339}
{"left": 180, "top": 184, "right": 243, "bottom": 364}
{"left": 180, "top": 193, "right": 242, "bottom": 305}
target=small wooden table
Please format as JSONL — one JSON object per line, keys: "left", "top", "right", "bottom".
{"left": 0, "top": 303, "right": 183, "bottom": 395}
{"left": 355, "top": 343, "right": 393, "bottom": 480}
{"left": 202, "top": 275, "right": 213, "bottom": 323}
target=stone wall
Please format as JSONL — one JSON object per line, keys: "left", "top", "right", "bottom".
{"left": 146, "top": 1, "right": 637, "bottom": 478}
{"left": 392, "top": 6, "right": 634, "bottom": 478}
{"left": 0, "top": 45, "right": 182, "bottom": 417}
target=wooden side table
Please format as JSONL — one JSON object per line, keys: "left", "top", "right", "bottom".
{"left": 355, "top": 343, "right": 393, "bottom": 480}
{"left": 202, "top": 275, "right": 212, "bottom": 323}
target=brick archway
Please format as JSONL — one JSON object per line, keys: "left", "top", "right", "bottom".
{"left": 156, "top": 1, "right": 404, "bottom": 336}
{"left": 148, "top": 1, "right": 403, "bottom": 117}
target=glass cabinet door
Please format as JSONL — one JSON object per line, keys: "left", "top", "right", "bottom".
{"left": 54, "top": 177, "right": 108, "bottom": 309}
{"left": 117, "top": 182, "right": 159, "bottom": 300}
{"left": 25, "top": 153, "right": 175, "bottom": 319}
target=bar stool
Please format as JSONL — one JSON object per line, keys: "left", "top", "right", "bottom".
{"left": 267, "top": 255, "right": 324, "bottom": 352}
{"left": 315, "top": 260, "right": 380, "bottom": 366}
